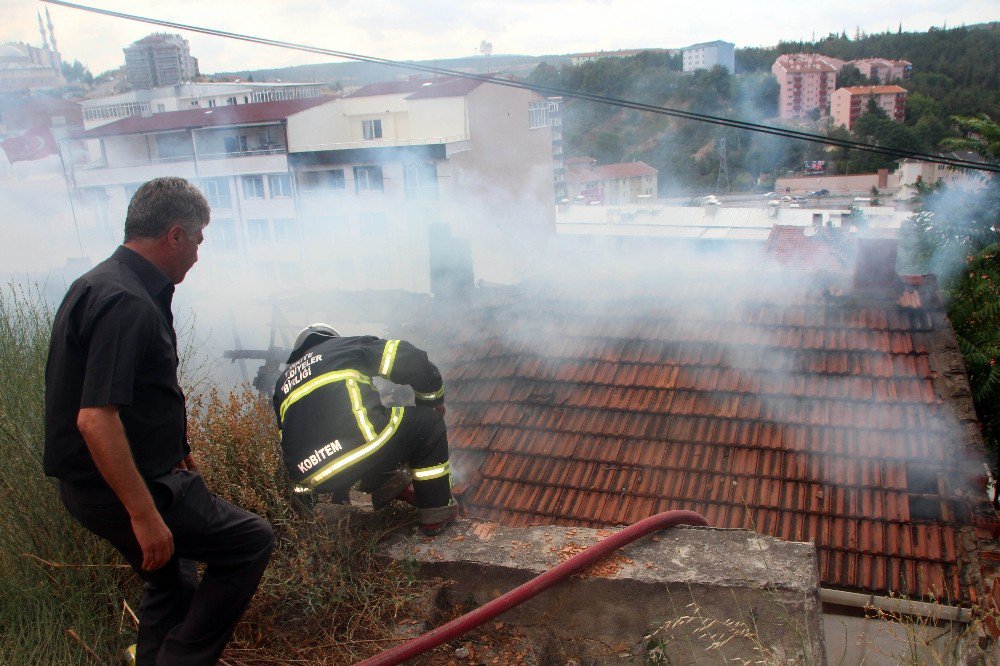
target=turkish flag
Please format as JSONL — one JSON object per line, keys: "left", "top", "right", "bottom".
{"left": 1, "top": 124, "right": 58, "bottom": 163}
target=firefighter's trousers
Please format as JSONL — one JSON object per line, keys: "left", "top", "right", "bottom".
{"left": 315, "top": 405, "right": 452, "bottom": 509}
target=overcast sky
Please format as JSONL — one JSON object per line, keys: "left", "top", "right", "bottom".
{"left": 2, "top": 1, "right": 997, "bottom": 75}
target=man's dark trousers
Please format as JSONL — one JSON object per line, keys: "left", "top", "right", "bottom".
{"left": 60, "top": 470, "right": 274, "bottom": 665}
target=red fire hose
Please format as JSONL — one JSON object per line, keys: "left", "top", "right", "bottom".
{"left": 354, "top": 510, "right": 708, "bottom": 666}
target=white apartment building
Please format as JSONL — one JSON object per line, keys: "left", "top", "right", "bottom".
{"left": 681, "top": 41, "right": 735, "bottom": 73}
{"left": 70, "top": 76, "right": 555, "bottom": 294}
{"left": 772, "top": 54, "right": 844, "bottom": 120}
{"left": 81, "top": 81, "right": 327, "bottom": 129}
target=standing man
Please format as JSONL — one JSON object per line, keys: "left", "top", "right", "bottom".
{"left": 44, "top": 177, "right": 274, "bottom": 665}
{"left": 274, "top": 324, "right": 459, "bottom": 536}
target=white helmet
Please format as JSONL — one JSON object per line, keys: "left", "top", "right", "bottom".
{"left": 292, "top": 322, "right": 340, "bottom": 353}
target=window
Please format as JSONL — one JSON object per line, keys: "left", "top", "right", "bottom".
{"left": 299, "top": 169, "right": 345, "bottom": 193}
{"left": 353, "top": 166, "right": 384, "bottom": 193}
{"left": 362, "top": 119, "right": 383, "bottom": 140}
{"left": 202, "top": 178, "right": 231, "bottom": 209}
{"left": 226, "top": 96, "right": 238, "bottom": 106}
{"left": 211, "top": 219, "right": 237, "bottom": 251}
{"left": 242, "top": 175, "right": 265, "bottom": 199}
{"left": 528, "top": 101, "right": 548, "bottom": 128}
{"left": 247, "top": 218, "right": 270, "bottom": 243}
{"left": 403, "top": 162, "right": 438, "bottom": 201}
{"left": 273, "top": 217, "right": 296, "bottom": 242}
{"left": 258, "top": 128, "right": 275, "bottom": 148}
{"left": 224, "top": 135, "right": 249, "bottom": 154}
{"left": 207, "top": 99, "right": 216, "bottom": 108}
{"left": 156, "top": 103, "right": 166, "bottom": 112}
{"left": 268, "top": 174, "right": 291, "bottom": 198}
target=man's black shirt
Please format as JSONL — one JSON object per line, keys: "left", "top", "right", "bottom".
{"left": 44, "top": 245, "right": 188, "bottom": 485}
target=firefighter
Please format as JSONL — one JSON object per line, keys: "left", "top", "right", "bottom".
{"left": 273, "top": 324, "right": 459, "bottom": 535}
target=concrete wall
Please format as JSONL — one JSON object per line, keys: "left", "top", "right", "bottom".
{"left": 381, "top": 521, "right": 826, "bottom": 664}
{"left": 777, "top": 173, "right": 895, "bottom": 194}
{"left": 447, "top": 83, "right": 555, "bottom": 284}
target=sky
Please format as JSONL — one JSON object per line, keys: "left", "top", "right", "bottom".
{"left": 1, "top": 0, "right": 997, "bottom": 75}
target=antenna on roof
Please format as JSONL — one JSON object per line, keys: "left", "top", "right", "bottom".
{"left": 479, "top": 40, "right": 493, "bottom": 74}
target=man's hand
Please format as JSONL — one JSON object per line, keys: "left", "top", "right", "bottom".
{"left": 131, "top": 510, "right": 174, "bottom": 571}
{"left": 178, "top": 453, "right": 198, "bottom": 472}
{"left": 78, "top": 405, "right": 175, "bottom": 572}
{"left": 435, "top": 404, "right": 446, "bottom": 418}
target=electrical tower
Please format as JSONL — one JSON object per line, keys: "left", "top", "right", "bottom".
{"left": 716, "top": 137, "right": 730, "bottom": 193}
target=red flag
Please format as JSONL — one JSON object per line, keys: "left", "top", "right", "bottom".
{"left": 1, "top": 124, "right": 58, "bottom": 163}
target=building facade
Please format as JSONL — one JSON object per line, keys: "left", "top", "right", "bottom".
{"left": 123, "top": 34, "right": 199, "bottom": 90}
{"left": 0, "top": 10, "right": 63, "bottom": 93}
{"left": 681, "top": 41, "right": 735, "bottom": 73}
{"left": 848, "top": 58, "right": 911, "bottom": 83}
{"left": 80, "top": 81, "right": 327, "bottom": 129}
{"left": 771, "top": 54, "right": 844, "bottom": 120}
{"left": 831, "top": 85, "right": 907, "bottom": 130}
{"left": 565, "top": 158, "right": 658, "bottom": 205}
{"left": 71, "top": 77, "right": 555, "bottom": 293}
{"left": 568, "top": 49, "right": 671, "bottom": 67}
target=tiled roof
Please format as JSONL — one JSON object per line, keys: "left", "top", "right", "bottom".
{"left": 567, "top": 161, "right": 658, "bottom": 182}
{"left": 346, "top": 76, "right": 485, "bottom": 100}
{"left": 346, "top": 80, "right": 429, "bottom": 97}
{"left": 417, "top": 270, "right": 988, "bottom": 602}
{"left": 765, "top": 225, "right": 854, "bottom": 273}
{"left": 840, "top": 85, "right": 908, "bottom": 95}
{"left": 80, "top": 96, "right": 336, "bottom": 138}
{"left": 405, "top": 77, "right": 485, "bottom": 99}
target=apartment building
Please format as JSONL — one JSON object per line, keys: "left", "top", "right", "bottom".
{"left": 895, "top": 152, "right": 990, "bottom": 199}
{"left": 849, "top": 58, "right": 911, "bottom": 83}
{"left": 568, "top": 49, "right": 672, "bottom": 66}
{"left": 124, "top": 33, "right": 199, "bottom": 90}
{"left": 81, "top": 81, "right": 327, "bottom": 129}
{"left": 565, "top": 158, "right": 658, "bottom": 204}
{"left": 681, "top": 41, "right": 735, "bottom": 73}
{"left": 70, "top": 76, "right": 555, "bottom": 293}
{"left": 831, "top": 85, "right": 907, "bottom": 130}
{"left": 771, "top": 54, "right": 845, "bottom": 120}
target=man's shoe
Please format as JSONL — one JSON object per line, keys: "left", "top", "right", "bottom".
{"left": 417, "top": 502, "right": 459, "bottom": 536}
{"left": 371, "top": 470, "right": 413, "bottom": 510}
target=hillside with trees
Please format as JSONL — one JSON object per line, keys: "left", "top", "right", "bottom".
{"left": 527, "top": 22, "right": 999, "bottom": 193}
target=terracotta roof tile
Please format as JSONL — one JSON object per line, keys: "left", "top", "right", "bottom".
{"left": 419, "top": 275, "right": 986, "bottom": 602}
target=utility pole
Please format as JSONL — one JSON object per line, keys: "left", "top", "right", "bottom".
{"left": 716, "top": 137, "right": 730, "bottom": 193}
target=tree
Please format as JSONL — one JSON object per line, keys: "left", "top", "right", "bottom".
{"left": 902, "top": 115, "right": 1000, "bottom": 458}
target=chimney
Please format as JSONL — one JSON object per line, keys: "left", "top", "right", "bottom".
{"left": 853, "top": 232, "right": 899, "bottom": 290}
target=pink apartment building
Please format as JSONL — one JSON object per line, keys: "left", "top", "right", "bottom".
{"left": 831, "top": 85, "right": 907, "bottom": 130}
{"left": 771, "top": 54, "right": 845, "bottom": 120}
{"left": 848, "top": 58, "right": 912, "bottom": 83}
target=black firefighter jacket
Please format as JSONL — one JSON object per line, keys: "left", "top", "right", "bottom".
{"left": 272, "top": 336, "right": 445, "bottom": 489}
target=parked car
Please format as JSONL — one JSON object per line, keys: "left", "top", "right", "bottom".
{"left": 809, "top": 189, "right": 830, "bottom": 197}
{"left": 780, "top": 195, "right": 793, "bottom": 202}
{"left": 792, "top": 195, "right": 808, "bottom": 203}
{"left": 701, "top": 195, "right": 721, "bottom": 206}
{"left": 763, "top": 191, "right": 778, "bottom": 199}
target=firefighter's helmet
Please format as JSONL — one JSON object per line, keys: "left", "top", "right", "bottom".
{"left": 290, "top": 323, "right": 340, "bottom": 360}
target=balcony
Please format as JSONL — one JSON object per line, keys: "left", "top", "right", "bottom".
{"left": 291, "top": 135, "right": 469, "bottom": 153}
{"left": 73, "top": 151, "right": 291, "bottom": 186}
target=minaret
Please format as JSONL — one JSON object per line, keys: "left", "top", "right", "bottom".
{"left": 38, "top": 11, "right": 50, "bottom": 50}
{"left": 46, "top": 7, "right": 59, "bottom": 57}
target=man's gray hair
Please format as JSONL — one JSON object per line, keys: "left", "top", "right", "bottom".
{"left": 124, "top": 177, "right": 210, "bottom": 242}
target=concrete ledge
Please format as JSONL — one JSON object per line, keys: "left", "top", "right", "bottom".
{"left": 381, "top": 520, "right": 826, "bottom": 664}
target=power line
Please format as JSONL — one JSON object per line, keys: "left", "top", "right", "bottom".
{"left": 44, "top": 0, "right": 999, "bottom": 174}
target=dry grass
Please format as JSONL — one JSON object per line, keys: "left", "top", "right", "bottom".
{"left": 189, "top": 388, "right": 426, "bottom": 665}
{"left": 0, "top": 283, "right": 426, "bottom": 665}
